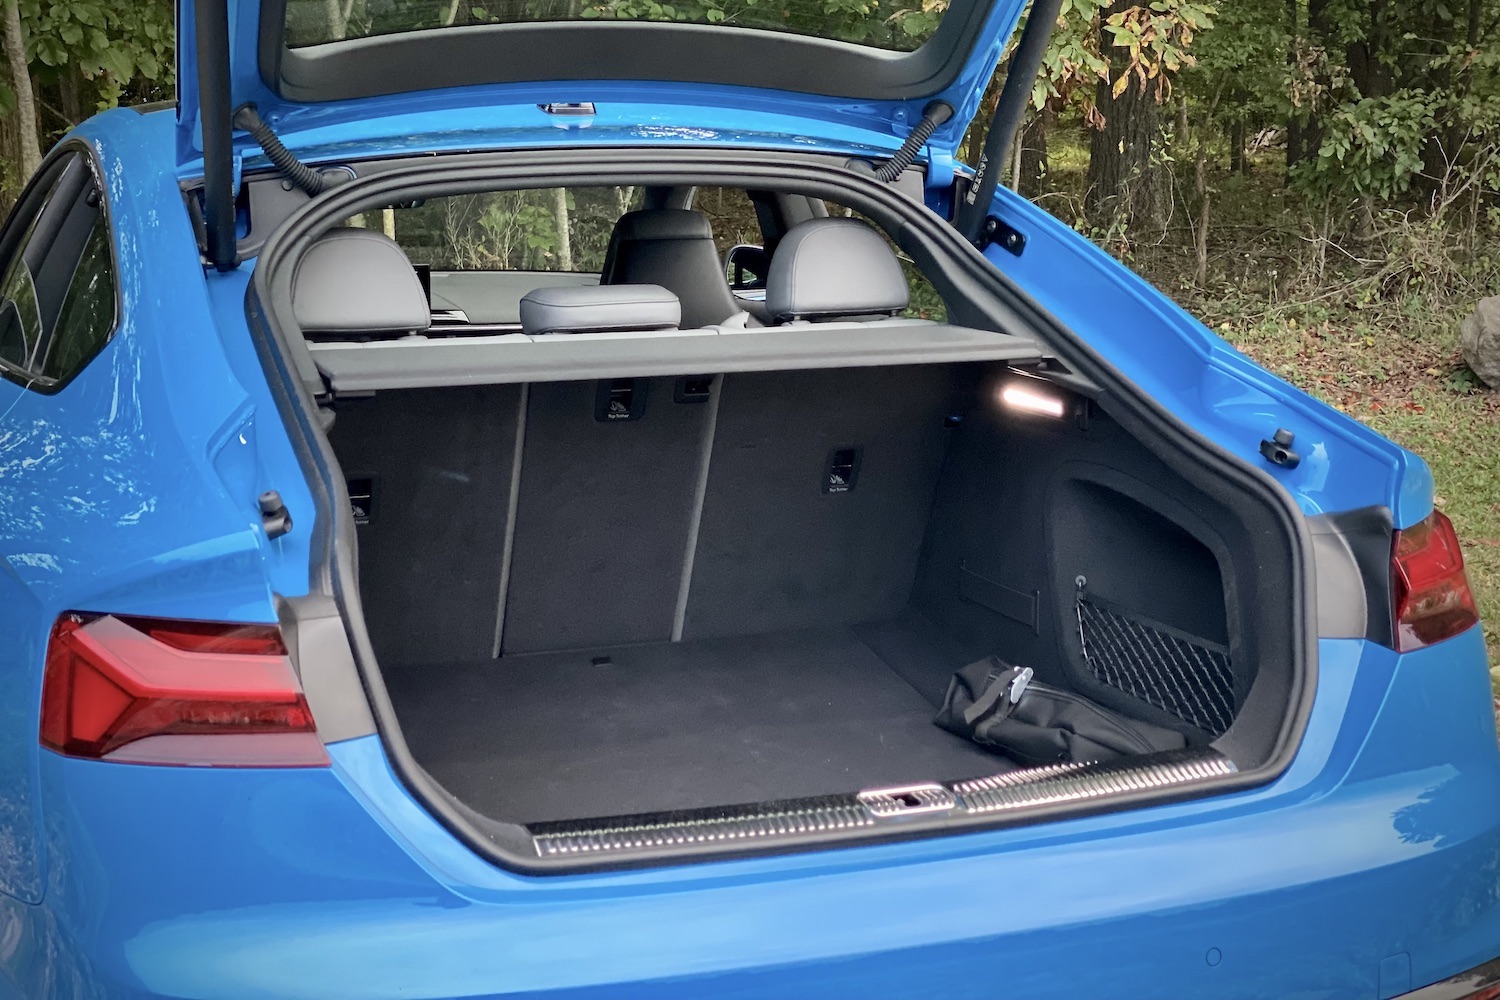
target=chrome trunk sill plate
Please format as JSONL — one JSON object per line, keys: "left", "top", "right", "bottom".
{"left": 529, "top": 750, "right": 1236, "bottom": 859}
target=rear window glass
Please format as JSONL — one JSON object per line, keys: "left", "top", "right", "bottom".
{"left": 354, "top": 186, "right": 645, "bottom": 273}
{"left": 284, "top": 0, "right": 939, "bottom": 52}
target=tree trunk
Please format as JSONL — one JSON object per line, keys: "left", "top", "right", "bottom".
{"left": 1285, "top": 0, "right": 1302, "bottom": 171}
{"left": 1008, "top": 124, "right": 1024, "bottom": 192}
{"left": 1018, "top": 103, "right": 1051, "bottom": 199}
{"left": 551, "top": 187, "right": 573, "bottom": 271}
{"left": 614, "top": 186, "right": 636, "bottom": 216}
{"left": 1085, "top": 0, "right": 1165, "bottom": 239}
{"left": 2, "top": 0, "right": 40, "bottom": 183}
{"left": 1193, "top": 111, "right": 1210, "bottom": 287}
{"left": 1299, "top": 0, "right": 1333, "bottom": 157}
{"left": 1085, "top": 87, "right": 1160, "bottom": 236}
{"left": 1345, "top": 0, "right": 1389, "bottom": 99}
{"left": 0, "top": 110, "right": 18, "bottom": 215}
{"left": 1230, "top": 118, "right": 1245, "bottom": 173}
{"left": 325, "top": 0, "right": 348, "bottom": 40}
{"left": 59, "top": 70, "right": 82, "bottom": 130}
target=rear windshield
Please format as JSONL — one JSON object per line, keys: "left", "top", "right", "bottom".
{"left": 283, "top": 0, "right": 940, "bottom": 52}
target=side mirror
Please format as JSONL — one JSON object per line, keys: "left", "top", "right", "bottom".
{"left": 725, "top": 244, "right": 770, "bottom": 293}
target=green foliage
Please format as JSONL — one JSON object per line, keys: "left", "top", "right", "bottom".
{"left": 1297, "top": 92, "right": 1439, "bottom": 197}
{"left": 1103, "top": 0, "right": 1215, "bottom": 101}
{"left": 21, "top": 0, "right": 174, "bottom": 111}
{"left": 286, "top": 0, "right": 941, "bottom": 50}
{"left": 1029, "top": 0, "right": 1112, "bottom": 114}
{"left": 1025, "top": 0, "right": 1215, "bottom": 130}
{"left": 577, "top": 0, "right": 937, "bottom": 47}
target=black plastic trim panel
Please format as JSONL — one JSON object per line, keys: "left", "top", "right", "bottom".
{"left": 1329, "top": 505, "right": 1396, "bottom": 647}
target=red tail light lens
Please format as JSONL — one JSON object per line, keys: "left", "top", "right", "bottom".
{"left": 1392, "top": 511, "right": 1480, "bottom": 652}
{"left": 40, "top": 613, "right": 327, "bottom": 767}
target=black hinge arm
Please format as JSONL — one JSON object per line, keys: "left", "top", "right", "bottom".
{"left": 195, "top": 0, "right": 237, "bottom": 271}
{"left": 953, "top": 0, "right": 1066, "bottom": 246}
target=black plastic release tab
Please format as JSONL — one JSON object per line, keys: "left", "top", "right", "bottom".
{"left": 823, "top": 446, "right": 863, "bottom": 494}
{"left": 258, "top": 490, "right": 293, "bottom": 539}
{"left": 1259, "top": 428, "right": 1300, "bottom": 469}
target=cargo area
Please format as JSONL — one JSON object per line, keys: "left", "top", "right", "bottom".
{"left": 328, "top": 362, "right": 1261, "bottom": 826}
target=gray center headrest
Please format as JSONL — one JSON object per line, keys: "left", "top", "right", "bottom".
{"left": 292, "top": 229, "right": 430, "bottom": 335}
{"left": 765, "top": 218, "right": 909, "bottom": 323}
{"left": 519, "top": 284, "right": 681, "bottom": 335}
{"left": 606, "top": 208, "right": 714, "bottom": 245}
{"left": 599, "top": 208, "right": 741, "bottom": 329}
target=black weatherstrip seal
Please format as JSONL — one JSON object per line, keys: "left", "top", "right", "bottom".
{"left": 245, "top": 147, "right": 1317, "bottom": 874}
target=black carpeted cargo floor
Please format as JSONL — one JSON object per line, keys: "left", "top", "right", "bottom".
{"left": 384, "top": 618, "right": 1012, "bottom": 823}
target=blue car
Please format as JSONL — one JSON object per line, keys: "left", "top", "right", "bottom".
{"left": 0, "top": 0, "right": 1495, "bottom": 995}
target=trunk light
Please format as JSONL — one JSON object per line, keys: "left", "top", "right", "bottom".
{"left": 40, "top": 613, "right": 327, "bottom": 767}
{"left": 999, "top": 383, "right": 1066, "bottom": 419}
{"left": 1392, "top": 510, "right": 1480, "bottom": 652}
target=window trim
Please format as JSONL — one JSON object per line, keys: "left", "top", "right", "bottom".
{"left": 0, "top": 140, "right": 122, "bottom": 396}
{"left": 259, "top": 0, "right": 995, "bottom": 104}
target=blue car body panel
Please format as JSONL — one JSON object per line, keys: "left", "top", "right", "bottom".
{"left": 173, "top": 0, "right": 1024, "bottom": 170}
{"left": 0, "top": 52, "right": 1488, "bottom": 994}
{"left": 4, "top": 632, "right": 1495, "bottom": 998}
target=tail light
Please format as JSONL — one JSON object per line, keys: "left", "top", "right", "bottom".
{"left": 40, "top": 612, "right": 327, "bottom": 767}
{"left": 1392, "top": 510, "right": 1480, "bottom": 653}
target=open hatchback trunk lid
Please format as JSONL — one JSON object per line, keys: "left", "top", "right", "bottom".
{"left": 176, "top": 0, "right": 1027, "bottom": 172}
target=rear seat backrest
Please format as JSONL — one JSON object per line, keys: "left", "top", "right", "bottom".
{"left": 765, "top": 218, "right": 909, "bottom": 324}
{"left": 292, "top": 228, "right": 431, "bottom": 338}
{"left": 680, "top": 365, "right": 969, "bottom": 641}
{"left": 600, "top": 209, "right": 741, "bottom": 329}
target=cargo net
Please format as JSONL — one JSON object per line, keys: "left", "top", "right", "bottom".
{"left": 1075, "top": 590, "right": 1235, "bottom": 736}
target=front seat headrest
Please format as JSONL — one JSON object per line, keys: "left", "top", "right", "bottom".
{"left": 765, "top": 218, "right": 909, "bottom": 324}
{"left": 600, "top": 208, "right": 740, "bottom": 329}
{"left": 519, "top": 283, "right": 681, "bottom": 335}
{"left": 292, "top": 228, "right": 430, "bottom": 336}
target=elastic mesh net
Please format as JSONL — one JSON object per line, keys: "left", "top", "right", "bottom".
{"left": 1075, "top": 595, "right": 1234, "bottom": 736}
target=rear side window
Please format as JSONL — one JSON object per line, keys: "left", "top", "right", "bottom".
{"left": 0, "top": 152, "right": 118, "bottom": 392}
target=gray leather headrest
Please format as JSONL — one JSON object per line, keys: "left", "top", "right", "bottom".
{"left": 292, "top": 229, "right": 430, "bottom": 335}
{"left": 599, "top": 208, "right": 741, "bottom": 329}
{"left": 519, "top": 284, "right": 681, "bottom": 335}
{"left": 765, "top": 218, "right": 909, "bottom": 323}
{"left": 607, "top": 208, "right": 714, "bottom": 244}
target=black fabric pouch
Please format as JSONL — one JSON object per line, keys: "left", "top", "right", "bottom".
{"left": 935, "top": 655, "right": 1187, "bottom": 767}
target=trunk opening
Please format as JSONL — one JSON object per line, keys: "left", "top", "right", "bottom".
{"left": 242, "top": 149, "right": 1314, "bottom": 870}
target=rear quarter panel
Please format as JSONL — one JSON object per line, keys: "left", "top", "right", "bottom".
{"left": 978, "top": 186, "right": 1432, "bottom": 529}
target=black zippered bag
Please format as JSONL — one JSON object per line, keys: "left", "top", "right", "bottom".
{"left": 935, "top": 655, "right": 1187, "bottom": 766}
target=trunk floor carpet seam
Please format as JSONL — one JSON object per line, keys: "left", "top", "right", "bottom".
{"left": 384, "top": 619, "right": 1013, "bottom": 823}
